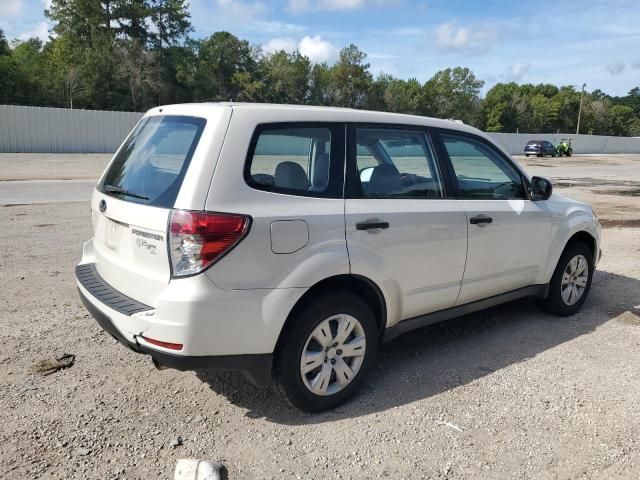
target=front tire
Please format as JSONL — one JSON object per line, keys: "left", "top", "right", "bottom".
{"left": 274, "top": 292, "right": 378, "bottom": 412}
{"left": 538, "top": 242, "right": 594, "bottom": 316}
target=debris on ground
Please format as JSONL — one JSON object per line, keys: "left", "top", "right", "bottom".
{"left": 174, "top": 459, "right": 225, "bottom": 480}
{"left": 19, "top": 378, "right": 38, "bottom": 393}
{"left": 437, "top": 421, "right": 463, "bottom": 433}
{"left": 170, "top": 436, "right": 183, "bottom": 448}
{"left": 30, "top": 353, "right": 75, "bottom": 375}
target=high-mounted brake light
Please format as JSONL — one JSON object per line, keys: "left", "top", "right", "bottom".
{"left": 169, "top": 210, "right": 250, "bottom": 277}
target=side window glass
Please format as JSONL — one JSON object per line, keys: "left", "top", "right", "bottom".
{"left": 247, "top": 127, "right": 333, "bottom": 196}
{"left": 441, "top": 134, "right": 525, "bottom": 200}
{"left": 354, "top": 127, "right": 443, "bottom": 198}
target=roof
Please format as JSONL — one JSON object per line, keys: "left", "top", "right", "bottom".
{"left": 148, "top": 102, "right": 481, "bottom": 136}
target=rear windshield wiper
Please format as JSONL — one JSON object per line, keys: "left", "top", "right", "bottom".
{"left": 103, "top": 185, "right": 149, "bottom": 200}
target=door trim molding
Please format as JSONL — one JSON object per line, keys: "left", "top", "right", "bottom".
{"left": 382, "top": 283, "right": 549, "bottom": 342}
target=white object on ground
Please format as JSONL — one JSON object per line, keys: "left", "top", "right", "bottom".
{"left": 174, "top": 459, "right": 223, "bottom": 480}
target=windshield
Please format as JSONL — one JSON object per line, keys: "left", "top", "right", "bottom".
{"left": 100, "top": 115, "right": 206, "bottom": 208}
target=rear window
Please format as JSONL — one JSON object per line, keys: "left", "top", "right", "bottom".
{"left": 99, "top": 115, "right": 206, "bottom": 208}
{"left": 526, "top": 141, "right": 540, "bottom": 146}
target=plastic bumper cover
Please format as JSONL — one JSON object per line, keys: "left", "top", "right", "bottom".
{"left": 75, "top": 266, "right": 273, "bottom": 387}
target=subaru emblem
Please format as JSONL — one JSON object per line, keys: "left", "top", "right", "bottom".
{"left": 99, "top": 199, "right": 107, "bottom": 213}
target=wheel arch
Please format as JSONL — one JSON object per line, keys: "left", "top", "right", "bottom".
{"left": 563, "top": 230, "right": 597, "bottom": 261}
{"left": 274, "top": 274, "right": 387, "bottom": 355}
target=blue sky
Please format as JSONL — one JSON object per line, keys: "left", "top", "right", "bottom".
{"left": 1, "top": 0, "right": 639, "bottom": 95}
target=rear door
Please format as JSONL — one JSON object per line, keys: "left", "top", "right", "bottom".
{"left": 434, "top": 130, "right": 552, "bottom": 305}
{"left": 344, "top": 124, "right": 468, "bottom": 325}
{"left": 91, "top": 112, "right": 225, "bottom": 306}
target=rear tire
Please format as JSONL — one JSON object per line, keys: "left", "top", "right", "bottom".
{"left": 274, "top": 292, "right": 378, "bottom": 412}
{"left": 538, "top": 242, "right": 594, "bottom": 316}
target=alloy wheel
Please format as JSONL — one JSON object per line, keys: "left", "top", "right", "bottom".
{"left": 560, "top": 254, "right": 589, "bottom": 306}
{"left": 300, "top": 314, "right": 367, "bottom": 396}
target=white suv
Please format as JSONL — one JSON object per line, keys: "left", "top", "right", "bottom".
{"left": 76, "top": 103, "right": 601, "bottom": 412}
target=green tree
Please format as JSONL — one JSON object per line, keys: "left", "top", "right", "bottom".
{"left": 424, "top": 67, "right": 484, "bottom": 124}
{"left": 607, "top": 105, "right": 635, "bottom": 136}
{"left": 115, "top": 39, "right": 159, "bottom": 110}
{"left": 148, "top": 0, "right": 192, "bottom": 49}
{"left": 259, "top": 50, "right": 310, "bottom": 104}
{"left": 307, "top": 62, "right": 333, "bottom": 106}
{"left": 383, "top": 78, "right": 423, "bottom": 114}
{"left": 191, "top": 32, "right": 257, "bottom": 101}
{"left": 365, "top": 73, "right": 392, "bottom": 111}
{"left": 0, "top": 31, "right": 25, "bottom": 104}
{"left": 0, "top": 30, "right": 10, "bottom": 55}
{"left": 330, "top": 44, "right": 372, "bottom": 108}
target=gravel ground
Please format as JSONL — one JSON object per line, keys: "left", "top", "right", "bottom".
{"left": 1, "top": 154, "right": 640, "bottom": 479}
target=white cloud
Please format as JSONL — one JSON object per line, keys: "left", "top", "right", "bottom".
{"left": 298, "top": 35, "right": 338, "bottom": 63}
{"left": 198, "top": 1, "right": 306, "bottom": 35}
{"left": 0, "top": 0, "right": 22, "bottom": 16}
{"left": 253, "top": 20, "right": 305, "bottom": 34}
{"left": 214, "top": 0, "right": 265, "bottom": 19}
{"left": 509, "top": 62, "right": 531, "bottom": 81}
{"left": 263, "top": 37, "right": 297, "bottom": 54}
{"left": 41, "top": 0, "right": 52, "bottom": 10}
{"left": 434, "top": 21, "right": 497, "bottom": 54}
{"left": 319, "top": 0, "right": 364, "bottom": 9}
{"left": 605, "top": 60, "right": 626, "bottom": 75}
{"left": 18, "top": 21, "right": 49, "bottom": 41}
{"left": 287, "top": 0, "right": 395, "bottom": 13}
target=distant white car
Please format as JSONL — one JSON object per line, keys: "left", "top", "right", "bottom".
{"left": 76, "top": 103, "right": 601, "bottom": 412}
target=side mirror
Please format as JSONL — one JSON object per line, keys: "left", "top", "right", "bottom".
{"left": 530, "top": 176, "right": 553, "bottom": 201}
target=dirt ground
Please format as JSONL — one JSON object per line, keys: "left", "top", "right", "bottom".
{"left": 1, "top": 153, "right": 639, "bottom": 479}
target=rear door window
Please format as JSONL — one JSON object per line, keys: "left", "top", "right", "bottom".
{"left": 100, "top": 115, "right": 206, "bottom": 208}
{"left": 245, "top": 124, "right": 344, "bottom": 198}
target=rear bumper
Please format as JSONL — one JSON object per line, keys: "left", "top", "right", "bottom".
{"left": 75, "top": 266, "right": 273, "bottom": 386}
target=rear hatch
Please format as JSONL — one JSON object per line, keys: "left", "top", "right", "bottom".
{"left": 91, "top": 110, "right": 225, "bottom": 306}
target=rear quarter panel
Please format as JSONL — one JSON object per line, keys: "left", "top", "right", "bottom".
{"left": 201, "top": 107, "right": 350, "bottom": 290}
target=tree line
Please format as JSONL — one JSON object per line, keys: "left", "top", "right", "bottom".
{"left": 1, "top": 0, "right": 639, "bottom": 136}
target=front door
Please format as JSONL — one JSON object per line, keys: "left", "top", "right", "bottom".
{"left": 435, "top": 131, "right": 553, "bottom": 305}
{"left": 344, "top": 125, "right": 468, "bottom": 326}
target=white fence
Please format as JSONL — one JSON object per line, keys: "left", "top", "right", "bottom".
{"left": 1, "top": 105, "right": 640, "bottom": 155}
{"left": 0, "top": 105, "right": 143, "bottom": 153}
{"left": 488, "top": 132, "right": 640, "bottom": 155}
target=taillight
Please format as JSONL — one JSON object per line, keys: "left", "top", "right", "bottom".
{"left": 169, "top": 210, "right": 250, "bottom": 277}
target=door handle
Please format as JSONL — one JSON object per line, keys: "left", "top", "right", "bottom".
{"left": 356, "top": 220, "right": 390, "bottom": 230}
{"left": 469, "top": 215, "right": 493, "bottom": 225}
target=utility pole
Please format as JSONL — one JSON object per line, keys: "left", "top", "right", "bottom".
{"left": 576, "top": 83, "right": 586, "bottom": 134}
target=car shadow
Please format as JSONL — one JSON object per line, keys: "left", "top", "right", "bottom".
{"left": 195, "top": 269, "right": 639, "bottom": 424}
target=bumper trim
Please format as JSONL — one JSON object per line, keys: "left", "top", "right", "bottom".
{"left": 75, "top": 263, "right": 151, "bottom": 316}
{"left": 77, "top": 287, "right": 273, "bottom": 387}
